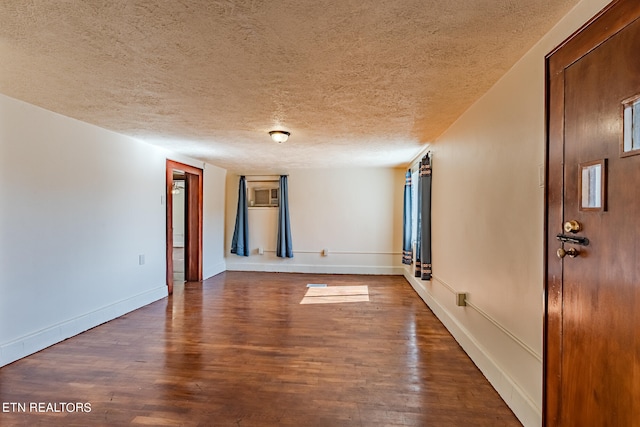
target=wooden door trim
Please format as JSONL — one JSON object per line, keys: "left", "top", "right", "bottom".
{"left": 166, "top": 159, "right": 203, "bottom": 295}
{"left": 544, "top": 0, "right": 640, "bottom": 424}
{"left": 184, "top": 172, "right": 202, "bottom": 282}
{"left": 547, "top": 0, "right": 640, "bottom": 76}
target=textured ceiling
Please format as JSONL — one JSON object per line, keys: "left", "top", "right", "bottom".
{"left": 0, "top": 0, "right": 580, "bottom": 172}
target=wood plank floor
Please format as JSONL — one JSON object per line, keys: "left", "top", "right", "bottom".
{"left": 0, "top": 272, "right": 521, "bottom": 426}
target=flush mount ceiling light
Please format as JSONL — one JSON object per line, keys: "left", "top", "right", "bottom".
{"left": 171, "top": 182, "right": 182, "bottom": 194}
{"left": 269, "top": 130, "right": 290, "bottom": 143}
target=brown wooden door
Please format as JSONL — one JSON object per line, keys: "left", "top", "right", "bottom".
{"left": 184, "top": 171, "right": 202, "bottom": 282}
{"left": 545, "top": 1, "right": 640, "bottom": 425}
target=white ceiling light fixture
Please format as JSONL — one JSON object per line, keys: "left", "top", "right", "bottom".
{"left": 171, "top": 182, "right": 182, "bottom": 194}
{"left": 269, "top": 130, "right": 290, "bottom": 144}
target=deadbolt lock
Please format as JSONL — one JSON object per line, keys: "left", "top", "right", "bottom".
{"left": 557, "top": 247, "right": 580, "bottom": 259}
{"left": 564, "top": 220, "right": 582, "bottom": 233}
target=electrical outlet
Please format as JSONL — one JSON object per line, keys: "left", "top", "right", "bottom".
{"left": 139, "top": 254, "right": 145, "bottom": 265}
{"left": 455, "top": 292, "right": 467, "bottom": 307}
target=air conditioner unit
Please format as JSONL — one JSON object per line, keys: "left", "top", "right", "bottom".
{"left": 253, "top": 187, "right": 279, "bottom": 207}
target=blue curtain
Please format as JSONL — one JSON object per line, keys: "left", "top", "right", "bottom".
{"left": 415, "top": 163, "right": 422, "bottom": 277}
{"left": 402, "top": 169, "right": 413, "bottom": 265}
{"left": 276, "top": 175, "right": 293, "bottom": 258}
{"left": 231, "top": 176, "right": 249, "bottom": 256}
{"left": 415, "top": 154, "right": 432, "bottom": 280}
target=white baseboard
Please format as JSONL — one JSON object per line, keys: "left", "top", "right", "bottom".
{"left": 0, "top": 285, "right": 167, "bottom": 368}
{"left": 226, "top": 261, "right": 403, "bottom": 275}
{"left": 403, "top": 271, "right": 541, "bottom": 427}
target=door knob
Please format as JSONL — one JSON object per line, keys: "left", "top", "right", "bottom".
{"left": 557, "top": 247, "right": 580, "bottom": 258}
{"left": 564, "top": 220, "right": 582, "bottom": 233}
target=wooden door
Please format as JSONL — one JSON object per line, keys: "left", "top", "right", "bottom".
{"left": 184, "top": 171, "right": 202, "bottom": 282}
{"left": 545, "top": 1, "right": 640, "bottom": 425}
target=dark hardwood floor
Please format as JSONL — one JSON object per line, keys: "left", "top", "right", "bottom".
{"left": 173, "top": 246, "right": 185, "bottom": 284}
{"left": 0, "top": 272, "right": 521, "bottom": 426}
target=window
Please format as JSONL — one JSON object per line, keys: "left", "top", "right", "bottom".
{"left": 410, "top": 167, "right": 419, "bottom": 256}
{"left": 247, "top": 179, "right": 279, "bottom": 208}
{"left": 622, "top": 94, "right": 640, "bottom": 155}
{"left": 579, "top": 159, "right": 607, "bottom": 211}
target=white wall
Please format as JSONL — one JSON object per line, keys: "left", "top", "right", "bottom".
{"left": 403, "top": 1, "right": 610, "bottom": 426}
{"left": 225, "top": 168, "right": 405, "bottom": 275}
{"left": 172, "top": 183, "right": 185, "bottom": 246}
{"left": 0, "top": 94, "right": 227, "bottom": 367}
{"left": 203, "top": 164, "right": 227, "bottom": 279}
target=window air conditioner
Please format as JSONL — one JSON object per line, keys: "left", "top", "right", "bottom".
{"left": 253, "top": 188, "right": 279, "bottom": 207}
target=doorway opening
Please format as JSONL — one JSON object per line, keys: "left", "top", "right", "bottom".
{"left": 166, "top": 160, "right": 203, "bottom": 295}
{"left": 172, "top": 170, "right": 186, "bottom": 285}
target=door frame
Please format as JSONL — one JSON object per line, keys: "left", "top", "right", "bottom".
{"left": 544, "top": 0, "right": 640, "bottom": 424}
{"left": 166, "top": 159, "right": 203, "bottom": 294}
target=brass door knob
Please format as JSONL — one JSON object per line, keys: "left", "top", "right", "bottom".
{"left": 564, "top": 220, "right": 582, "bottom": 233}
{"left": 557, "top": 247, "right": 580, "bottom": 258}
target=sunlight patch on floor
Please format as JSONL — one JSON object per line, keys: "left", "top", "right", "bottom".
{"left": 300, "top": 285, "right": 369, "bottom": 304}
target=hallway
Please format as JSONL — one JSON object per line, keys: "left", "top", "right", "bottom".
{"left": 0, "top": 272, "right": 520, "bottom": 426}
